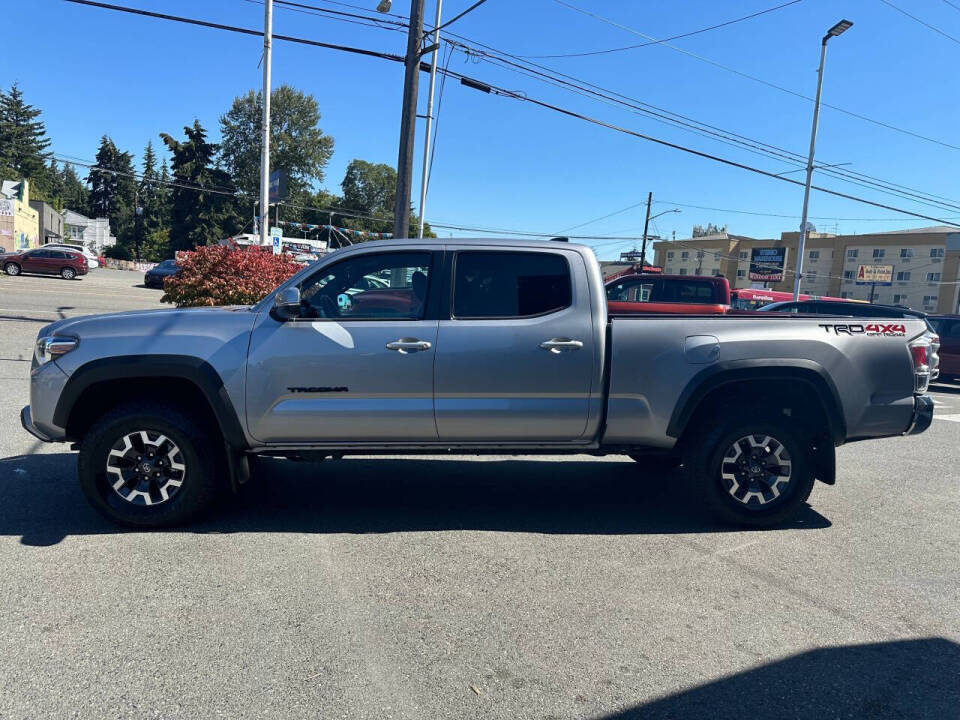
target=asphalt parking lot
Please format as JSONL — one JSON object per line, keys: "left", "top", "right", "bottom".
{"left": 0, "top": 269, "right": 958, "bottom": 719}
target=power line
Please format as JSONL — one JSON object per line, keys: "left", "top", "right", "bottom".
{"left": 67, "top": 0, "right": 960, "bottom": 228}
{"left": 245, "top": 0, "right": 960, "bottom": 210}
{"left": 944, "top": 0, "right": 960, "bottom": 12}
{"left": 434, "top": 0, "right": 490, "bottom": 32}
{"left": 552, "top": 0, "right": 960, "bottom": 153}
{"left": 878, "top": 0, "right": 960, "bottom": 45}
{"left": 522, "top": 0, "right": 803, "bottom": 59}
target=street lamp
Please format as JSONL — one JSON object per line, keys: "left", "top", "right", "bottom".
{"left": 793, "top": 18, "right": 853, "bottom": 301}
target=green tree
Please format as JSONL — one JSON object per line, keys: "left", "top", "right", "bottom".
{"left": 161, "top": 120, "right": 241, "bottom": 251}
{"left": 135, "top": 140, "right": 169, "bottom": 259}
{"left": 0, "top": 83, "right": 52, "bottom": 192}
{"left": 339, "top": 159, "right": 433, "bottom": 238}
{"left": 219, "top": 85, "right": 334, "bottom": 200}
{"left": 87, "top": 135, "right": 136, "bottom": 249}
{"left": 60, "top": 162, "right": 89, "bottom": 211}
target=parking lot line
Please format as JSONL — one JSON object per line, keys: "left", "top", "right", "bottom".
{"left": 934, "top": 413, "right": 960, "bottom": 422}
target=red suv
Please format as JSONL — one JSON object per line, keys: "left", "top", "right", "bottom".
{"left": 2, "top": 247, "right": 89, "bottom": 280}
{"left": 928, "top": 315, "right": 960, "bottom": 381}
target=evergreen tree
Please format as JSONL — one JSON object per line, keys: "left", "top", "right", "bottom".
{"left": 46, "top": 159, "right": 65, "bottom": 211}
{"left": 60, "top": 162, "right": 89, "bottom": 212}
{"left": 87, "top": 135, "right": 136, "bottom": 248}
{"left": 0, "top": 83, "right": 53, "bottom": 192}
{"left": 136, "top": 140, "right": 169, "bottom": 259}
{"left": 160, "top": 120, "right": 241, "bottom": 251}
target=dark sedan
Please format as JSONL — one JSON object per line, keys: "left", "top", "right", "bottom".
{"left": 144, "top": 259, "right": 178, "bottom": 289}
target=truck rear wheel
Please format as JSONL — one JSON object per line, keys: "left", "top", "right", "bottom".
{"left": 78, "top": 402, "right": 222, "bottom": 527}
{"left": 689, "top": 417, "right": 815, "bottom": 527}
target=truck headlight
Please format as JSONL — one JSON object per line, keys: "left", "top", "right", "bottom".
{"left": 34, "top": 336, "right": 78, "bottom": 366}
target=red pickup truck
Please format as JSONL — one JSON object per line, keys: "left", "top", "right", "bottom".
{"left": 605, "top": 273, "right": 730, "bottom": 314}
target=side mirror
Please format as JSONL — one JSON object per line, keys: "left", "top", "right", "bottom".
{"left": 273, "top": 286, "right": 302, "bottom": 320}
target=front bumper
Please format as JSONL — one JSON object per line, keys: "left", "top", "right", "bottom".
{"left": 21, "top": 406, "right": 53, "bottom": 442}
{"left": 905, "top": 395, "right": 934, "bottom": 435}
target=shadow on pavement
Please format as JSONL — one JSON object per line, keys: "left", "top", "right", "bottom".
{"left": 0, "top": 453, "right": 830, "bottom": 546}
{"left": 595, "top": 638, "right": 960, "bottom": 720}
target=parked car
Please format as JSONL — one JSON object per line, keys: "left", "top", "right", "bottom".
{"left": 144, "top": 259, "right": 179, "bottom": 288}
{"left": 606, "top": 274, "right": 730, "bottom": 314}
{"left": 22, "top": 239, "right": 936, "bottom": 529}
{"left": 2, "top": 247, "right": 88, "bottom": 279}
{"left": 927, "top": 315, "right": 960, "bottom": 381}
{"left": 43, "top": 243, "right": 100, "bottom": 269}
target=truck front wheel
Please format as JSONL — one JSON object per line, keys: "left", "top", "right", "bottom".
{"left": 78, "top": 402, "right": 222, "bottom": 527}
{"left": 689, "top": 417, "right": 816, "bottom": 527}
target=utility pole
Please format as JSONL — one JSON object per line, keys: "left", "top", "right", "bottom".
{"left": 259, "top": 0, "right": 273, "bottom": 249}
{"left": 638, "top": 191, "right": 652, "bottom": 274}
{"left": 793, "top": 19, "right": 852, "bottom": 300}
{"left": 393, "top": 0, "right": 426, "bottom": 240}
{"left": 417, "top": 0, "right": 443, "bottom": 238}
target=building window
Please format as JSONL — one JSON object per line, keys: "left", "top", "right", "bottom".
{"left": 711, "top": 268, "right": 721, "bottom": 276}
{"left": 808, "top": 250, "right": 819, "bottom": 260}
{"left": 892, "top": 294, "right": 906, "bottom": 305}
{"left": 841, "top": 292, "right": 849, "bottom": 299}
{"left": 846, "top": 249, "right": 858, "bottom": 259}
{"left": 900, "top": 248, "right": 913, "bottom": 258}
{"left": 736, "top": 269, "right": 745, "bottom": 278}
{"left": 666, "top": 251, "right": 674, "bottom": 260}
{"left": 679, "top": 268, "right": 688, "bottom": 276}
{"left": 739, "top": 251, "right": 748, "bottom": 260}
{"left": 923, "top": 295, "right": 937, "bottom": 307}
{"left": 696, "top": 251, "right": 704, "bottom": 259}
{"left": 927, "top": 272, "right": 942, "bottom": 282}
{"left": 930, "top": 248, "right": 945, "bottom": 258}
{"left": 843, "top": 270, "right": 854, "bottom": 280}
{"left": 681, "top": 251, "right": 689, "bottom": 259}
{"left": 896, "top": 271, "right": 911, "bottom": 281}
{"left": 872, "top": 248, "right": 885, "bottom": 258}
{"left": 806, "top": 271, "right": 817, "bottom": 281}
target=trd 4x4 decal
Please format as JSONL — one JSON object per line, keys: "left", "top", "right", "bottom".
{"left": 818, "top": 323, "right": 906, "bottom": 337}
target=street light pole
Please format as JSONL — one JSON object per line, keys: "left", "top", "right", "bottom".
{"left": 393, "top": 0, "right": 426, "bottom": 240}
{"left": 793, "top": 19, "right": 852, "bottom": 301}
{"left": 417, "top": 0, "right": 443, "bottom": 238}
{"left": 259, "top": 0, "right": 273, "bottom": 248}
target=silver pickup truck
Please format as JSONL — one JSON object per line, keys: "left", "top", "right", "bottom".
{"left": 21, "top": 238, "right": 937, "bottom": 528}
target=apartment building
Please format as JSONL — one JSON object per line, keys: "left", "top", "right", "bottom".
{"left": 653, "top": 226, "right": 960, "bottom": 313}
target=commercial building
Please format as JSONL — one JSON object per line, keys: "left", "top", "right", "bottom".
{"left": 62, "top": 209, "right": 117, "bottom": 253}
{"left": 0, "top": 179, "right": 40, "bottom": 253}
{"left": 29, "top": 199, "right": 64, "bottom": 245}
{"left": 653, "top": 226, "right": 960, "bottom": 314}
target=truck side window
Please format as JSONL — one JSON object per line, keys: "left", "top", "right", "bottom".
{"left": 453, "top": 251, "right": 571, "bottom": 319}
{"left": 299, "top": 251, "right": 432, "bottom": 320}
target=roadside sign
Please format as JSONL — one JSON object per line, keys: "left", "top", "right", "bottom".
{"left": 856, "top": 264, "right": 894, "bottom": 286}
{"left": 268, "top": 170, "right": 288, "bottom": 203}
{"left": 749, "top": 247, "right": 787, "bottom": 282}
{"left": 271, "top": 226, "right": 282, "bottom": 255}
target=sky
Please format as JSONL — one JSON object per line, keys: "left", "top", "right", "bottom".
{"left": 4, "top": 0, "right": 960, "bottom": 260}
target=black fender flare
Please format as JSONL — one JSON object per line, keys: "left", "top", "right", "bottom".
{"left": 666, "top": 359, "right": 847, "bottom": 446}
{"left": 53, "top": 355, "right": 247, "bottom": 449}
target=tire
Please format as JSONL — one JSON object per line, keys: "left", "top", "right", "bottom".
{"left": 60, "top": 267, "right": 77, "bottom": 280}
{"left": 688, "top": 416, "right": 815, "bottom": 528}
{"left": 78, "top": 402, "right": 223, "bottom": 528}
{"left": 4, "top": 262, "right": 21, "bottom": 276}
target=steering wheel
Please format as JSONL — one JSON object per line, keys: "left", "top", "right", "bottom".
{"left": 318, "top": 294, "right": 338, "bottom": 318}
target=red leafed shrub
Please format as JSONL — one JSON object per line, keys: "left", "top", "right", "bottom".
{"left": 161, "top": 244, "right": 301, "bottom": 307}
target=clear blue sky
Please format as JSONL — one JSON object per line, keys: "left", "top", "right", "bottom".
{"left": 4, "top": 0, "right": 960, "bottom": 258}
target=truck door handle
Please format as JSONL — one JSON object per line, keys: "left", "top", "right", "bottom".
{"left": 386, "top": 338, "right": 432, "bottom": 353}
{"left": 539, "top": 338, "right": 584, "bottom": 353}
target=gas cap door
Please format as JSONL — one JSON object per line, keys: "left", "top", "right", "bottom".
{"left": 684, "top": 335, "right": 720, "bottom": 364}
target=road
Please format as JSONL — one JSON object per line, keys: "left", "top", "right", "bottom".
{"left": 0, "top": 269, "right": 958, "bottom": 719}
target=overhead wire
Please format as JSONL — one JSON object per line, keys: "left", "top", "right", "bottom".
{"left": 877, "top": 0, "right": 960, "bottom": 46}
{"left": 63, "top": 0, "right": 960, "bottom": 230}
{"left": 521, "top": 0, "right": 804, "bottom": 58}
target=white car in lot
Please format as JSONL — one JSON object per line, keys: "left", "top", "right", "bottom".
{"left": 43, "top": 244, "right": 100, "bottom": 269}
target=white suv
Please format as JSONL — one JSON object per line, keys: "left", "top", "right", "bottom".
{"left": 43, "top": 244, "right": 100, "bottom": 269}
